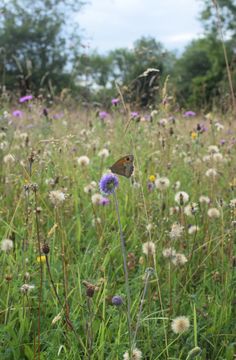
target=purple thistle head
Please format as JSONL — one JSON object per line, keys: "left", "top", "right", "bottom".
{"left": 111, "top": 98, "right": 120, "bottom": 106}
{"left": 19, "top": 95, "right": 33, "bottom": 103}
{"left": 130, "top": 111, "right": 139, "bottom": 118}
{"left": 184, "top": 111, "right": 196, "bottom": 117}
{"left": 111, "top": 295, "right": 123, "bottom": 306}
{"left": 99, "top": 173, "right": 119, "bottom": 195}
{"left": 99, "top": 111, "right": 109, "bottom": 120}
{"left": 12, "top": 110, "right": 23, "bottom": 117}
{"left": 220, "top": 139, "right": 226, "bottom": 145}
{"left": 99, "top": 197, "right": 110, "bottom": 206}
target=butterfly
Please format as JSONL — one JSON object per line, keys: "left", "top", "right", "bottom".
{"left": 110, "top": 155, "right": 134, "bottom": 178}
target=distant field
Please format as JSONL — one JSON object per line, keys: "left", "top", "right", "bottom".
{"left": 0, "top": 103, "right": 235, "bottom": 360}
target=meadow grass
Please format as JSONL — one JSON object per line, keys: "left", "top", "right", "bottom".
{"left": 0, "top": 103, "right": 235, "bottom": 359}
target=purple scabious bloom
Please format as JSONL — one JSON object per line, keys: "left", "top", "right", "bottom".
{"left": 112, "top": 295, "right": 123, "bottom": 306}
{"left": 19, "top": 95, "right": 33, "bottom": 103}
{"left": 184, "top": 111, "right": 196, "bottom": 117}
{"left": 111, "top": 98, "right": 120, "bottom": 106}
{"left": 99, "top": 197, "right": 110, "bottom": 206}
{"left": 99, "top": 111, "right": 109, "bottom": 120}
{"left": 99, "top": 173, "right": 119, "bottom": 195}
{"left": 12, "top": 110, "right": 23, "bottom": 117}
{"left": 130, "top": 111, "right": 139, "bottom": 118}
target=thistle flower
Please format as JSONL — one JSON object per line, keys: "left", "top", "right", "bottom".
{"left": 19, "top": 95, "right": 33, "bottom": 103}
{"left": 175, "top": 191, "right": 189, "bottom": 205}
{"left": 172, "top": 253, "right": 188, "bottom": 266}
{"left": 169, "top": 223, "right": 184, "bottom": 239}
{"left": 207, "top": 208, "right": 220, "bottom": 218}
{"left": 130, "top": 111, "right": 139, "bottom": 119}
{"left": 49, "top": 190, "right": 66, "bottom": 206}
{"left": 98, "top": 148, "right": 109, "bottom": 158}
{"left": 99, "top": 197, "right": 110, "bottom": 206}
{"left": 171, "top": 316, "right": 190, "bottom": 334}
{"left": 111, "top": 98, "right": 120, "bottom": 105}
{"left": 1, "top": 239, "right": 13, "bottom": 252}
{"left": 77, "top": 155, "right": 90, "bottom": 166}
{"left": 12, "top": 110, "right": 23, "bottom": 117}
{"left": 184, "top": 111, "right": 196, "bottom": 117}
{"left": 142, "top": 241, "right": 156, "bottom": 256}
{"left": 99, "top": 111, "right": 109, "bottom": 119}
{"left": 99, "top": 173, "right": 119, "bottom": 195}
{"left": 155, "top": 177, "right": 170, "bottom": 191}
{"left": 123, "top": 348, "right": 142, "bottom": 360}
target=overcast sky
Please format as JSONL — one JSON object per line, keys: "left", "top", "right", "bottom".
{"left": 77, "top": 0, "right": 205, "bottom": 55}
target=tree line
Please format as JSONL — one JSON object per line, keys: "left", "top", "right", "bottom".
{"left": 0, "top": 0, "right": 235, "bottom": 110}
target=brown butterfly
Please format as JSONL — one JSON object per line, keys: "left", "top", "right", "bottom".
{"left": 110, "top": 155, "right": 134, "bottom": 178}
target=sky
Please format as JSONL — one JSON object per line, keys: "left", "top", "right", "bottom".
{"left": 76, "top": 0, "right": 205, "bottom": 55}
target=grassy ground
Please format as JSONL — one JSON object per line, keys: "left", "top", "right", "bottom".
{"left": 0, "top": 103, "right": 235, "bottom": 359}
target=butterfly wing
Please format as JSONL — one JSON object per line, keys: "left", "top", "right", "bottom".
{"left": 110, "top": 155, "right": 134, "bottom": 178}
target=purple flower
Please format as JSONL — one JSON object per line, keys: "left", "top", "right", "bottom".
{"left": 112, "top": 295, "right": 123, "bottom": 306}
{"left": 19, "top": 95, "right": 33, "bottom": 103}
{"left": 184, "top": 111, "right": 196, "bottom": 117}
{"left": 53, "top": 112, "right": 64, "bottom": 120}
{"left": 111, "top": 98, "right": 120, "bottom": 105}
{"left": 99, "top": 111, "right": 109, "bottom": 120}
{"left": 130, "top": 111, "right": 139, "bottom": 118}
{"left": 12, "top": 110, "right": 23, "bottom": 117}
{"left": 197, "top": 123, "right": 208, "bottom": 133}
{"left": 99, "top": 173, "right": 119, "bottom": 195}
{"left": 99, "top": 197, "right": 110, "bottom": 206}
{"left": 220, "top": 139, "right": 226, "bottom": 145}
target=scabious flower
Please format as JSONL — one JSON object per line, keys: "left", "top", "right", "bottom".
{"left": 19, "top": 95, "right": 33, "bottom": 103}
{"left": 111, "top": 98, "right": 120, "bottom": 105}
{"left": 112, "top": 295, "right": 123, "bottom": 306}
{"left": 123, "top": 348, "right": 142, "bottom": 360}
{"left": 99, "top": 111, "right": 109, "bottom": 120}
{"left": 77, "top": 156, "right": 90, "bottom": 166}
{"left": 184, "top": 111, "right": 196, "bottom": 117}
{"left": 142, "top": 241, "right": 156, "bottom": 256}
{"left": 171, "top": 316, "right": 190, "bottom": 334}
{"left": 207, "top": 208, "right": 220, "bottom": 218}
{"left": 49, "top": 190, "right": 66, "bottom": 206}
{"left": 169, "top": 223, "right": 184, "bottom": 239}
{"left": 98, "top": 148, "right": 109, "bottom": 159}
{"left": 175, "top": 191, "right": 189, "bottom": 205}
{"left": 99, "top": 173, "right": 119, "bottom": 195}
{"left": 1, "top": 239, "right": 14, "bottom": 252}
{"left": 12, "top": 110, "right": 23, "bottom": 117}
{"left": 155, "top": 177, "right": 170, "bottom": 191}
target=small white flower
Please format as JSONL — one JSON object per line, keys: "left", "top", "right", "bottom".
{"left": 208, "top": 145, "right": 219, "bottom": 154}
{"left": 123, "top": 348, "right": 142, "bottom": 360}
{"left": 199, "top": 195, "right": 210, "bottom": 204}
{"left": 49, "top": 190, "right": 66, "bottom": 206}
{"left": 77, "top": 156, "right": 90, "bottom": 166}
{"left": 155, "top": 177, "right": 170, "bottom": 191}
{"left": 3, "top": 154, "right": 15, "bottom": 164}
{"left": 175, "top": 191, "right": 189, "bottom": 205}
{"left": 162, "top": 247, "right": 176, "bottom": 258}
{"left": 1, "top": 239, "right": 14, "bottom": 252}
{"left": 169, "top": 223, "right": 184, "bottom": 239}
{"left": 184, "top": 203, "right": 198, "bottom": 217}
{"left": 172, "top": 253, "right": 188, "bottom": 266}
{"left": 207, "top": 208, "right": 220, "bottom": 218}
{"left": 142, "top": 241, "right": 156, "bottom": 256}
{"left": 91, "top": 193, "right": 103, "bottom": 205}
{"left": 98, "top": 148, "right": 109, "bottom": 159}
{"left": 171, "top": 316, "right": 190, "bottom": 334}
{"left": 205, "top": 168, "right": 218, "bottom": 178}
{"left": 188, "top": 225, "right": 200, "bottom": 234}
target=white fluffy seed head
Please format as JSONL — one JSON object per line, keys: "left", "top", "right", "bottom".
{"left": 171, "top": 316, "right": 190, "bottom": 334}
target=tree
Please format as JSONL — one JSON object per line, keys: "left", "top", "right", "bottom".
{"left": 0, "top": 0, "right": 85, "bottom": 95}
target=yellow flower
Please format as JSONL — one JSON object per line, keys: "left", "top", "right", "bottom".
{"left": 149, "top": 175, "right": 156, "bottom": 182}
{"left": 191, "top": 131, "right": 198, "bottom": 140}
{"left": 37, "top": 255, "right": 46, "bottom": 264}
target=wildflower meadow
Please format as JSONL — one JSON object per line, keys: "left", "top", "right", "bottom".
{"left": 0, "top": 99, "right": 235, "bottom": 360}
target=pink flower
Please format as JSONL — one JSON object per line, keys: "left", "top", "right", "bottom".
{"left": 19, "top": 95, "right": 33, "bottom": 103}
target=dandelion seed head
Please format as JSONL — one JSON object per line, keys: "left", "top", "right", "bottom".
{"left": 77, "top": 155, "right": 90, "bottom": 166}
{"left": 205, "top": 168, "right": 218, "bottom": 178}
{"left": 207, "top": 208, "right": 220, "bottom": 218}
{"left": 188, "top": 225, "right": 200, "bottom": 234}
{"left": 142, "top": 241, "right": 156, "bottom": 256}
{"left": 123, "top": 348, "right": 142, "bottom": 360}
{"left": 169, "top": 223, "right": 184, "bottom": 239}
{"left": 171, "top": 316, "right": 190, "bottom": 334}
{"left": 3, "top": 154, "right": 15, "bottom": 164}
{"left": 175, "top": 191, "right": 189, "bottom": 205}
{"left": 162, "top": 247, "right": 176, "bottom": 258}
{"left": 1, "top": 239, "right": 13, "bottom": 252}
{"left": 199, "top": 195, "right": 210, "bottom": 204}
{"left": 49, "top": 190, "right": 66, "bottom": 206}
{"left": 155, "top": 177, "right": 170, "bottom": 191}
{"left": 98, "top": 148, "right": 109, "bottom": 158}
{"left": 172, "top": 253, "right": 188, "bottom": 266}
{"left": 20, "top": 283, "right": 35, "bottom": 294}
